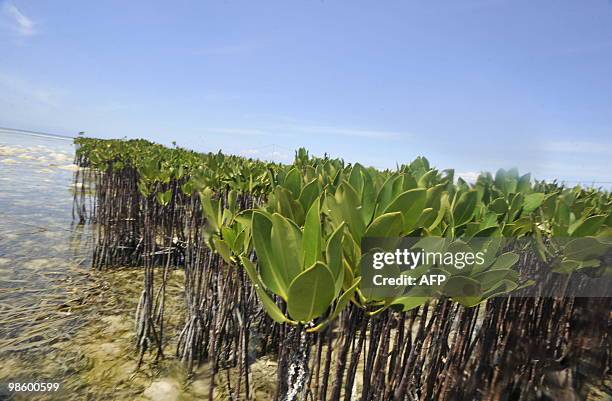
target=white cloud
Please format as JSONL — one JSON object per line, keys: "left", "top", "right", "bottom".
{"left": 2, "top": 3, "right": 36, "bottom": 36}
{"left": 238, "top": 146, "right": 291, "bottom": 162}
{"left": 457, "top": 171, "right": 481, "bottom": 183}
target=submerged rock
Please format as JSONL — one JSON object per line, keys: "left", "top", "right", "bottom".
{"left": 97, "top": 342, "right": 122, "bottom": 359}
{"left": 143, "top": 379, "right": 180, "bottom": 401}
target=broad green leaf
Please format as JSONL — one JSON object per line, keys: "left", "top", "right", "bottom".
{"left": 271, "top": 213, "right": 303, "bottom": 280}
{"left": 383, "top": 188, "right": 427, "bottom": 232}
{"left": 240, "top": 256, "right": 290, "bottom": 324}
{"left": 473, "top": 269, "right": 512, "bottom": 289}
{"left": 327, "top": 182, "right": 366, "bottom": 240}
{"left": 287, "top": 262, "right": 335, "bottom": 322}
{"left": 445, "top": 276, "right": 481, "bottom": 299}
{"left": 417, "top": 169, "right": 437, "bottom": 188}
{"left": 523, "top": 193, "right": 545, "bottom": 214}
{"left": 360, "top": 170, "right": 377, "bottom": 224}
{"left": 482, "top": 279, "right": 519, "bottom": 300}
{"left": 252, "top": 211, "right": 288, "bottom": 300}
{"left": 569, "top": 215, "right": 606, "bottom": 237}
{"left": 200, "top": 188, "right": 220, "bottom": 233}
{"left": 489, "top": 198, "right": 508, "bottom": 214}
{"left": 213, "top": 237, "right": 232, "bottom": 264}
{"left": 517, "top": 173, "right": 531, "bottom": 193}
{"left": 489, "top": 252, "right": 519, "bottom": 270}
{"left": 390, "top": 286, "right": 430, "bottom": 312}
{"left": 298, "top": 178, "right": 320, "bottom": 212}
{"left": 445, "top": 275, "right": 481, "bottom": 296}
{"left": 453, "top": 190, "right": 478, "bottom": 226}
{"left": 374, "top": 175, "right": 400, "bottom": 215}
{"left": 348, "top": 164, "right": 365, "bottom": 195}
{"left": 284, "top": 168, "right": 302, "bottom": 198}
{"left": 564, "top": 237, "right": 608, "bottom": 261}
{"left": 308, "top": 277, "right": 361, "bottom": 332}
{"left": 302, "top": 199, "right": 322, "bottom": 268}
{"left": 326, "top": 223, "right": 345, "bottom": 293}
{"left": 156, "top": 189, "right": 172, "bottom": 206}
{"left": 364, "top": 212, "right": 404, "bottom": 238}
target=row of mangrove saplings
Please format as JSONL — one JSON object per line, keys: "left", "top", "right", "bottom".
{"left": 72, "top": 137, "right": 612, "bottom": 401}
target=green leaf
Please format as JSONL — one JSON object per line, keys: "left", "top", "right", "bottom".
{"left": 552, "top": 259, "right": 580, "bottom": 274}
{"left": 383, "top": 188, "right": 427, "bottom": 231}
{"left": 569, "top": 215, "right": 606, "bottom": 237}
{"left": 325, "top": 181, "right": 365, "bottom": 242}
{"left": 221, "top": 226, "right": 237, "bottom": 250}
{"left": 364, "top": 212, "right": 404, "bottom": 238}
{"left": 489, "top": 252, "right": 519, "bottom": 270}
{"left": 481, "top": 279, "right": 519, "bottom": 299}
{"left": 517, "top": 173, "right": 531, "bottom": 193}
{"left": 200, "top": 188, "right": 220, "bottom": 233}
{"left": 240, "top": 256, "right": 290, "bottom": 324}
{"left": 284, "top": 168, "right": 302, "bottom": 198}
{"left": 308, "top": 277, "right": 360, "bottom": 332}
{"left": 298, "top": 178, "right": 320, "bottom": 212}
{"left": 287, "top": 262, "right": 335, "bottom": 322}
{"left": 374, "top": 175, "right": 400, "bottom": 215}
{"left": 523, "top": 193, "right": 545, "bottom": 214}
{"left": 390, "top": 288, "right": 429, "bottom": 312}
{"left": 271, "top": 213, "right": 303, "bottom": 280}
{"left": 453, "top": 191, "right": 478, "bottom": 226}
{"left": 325, "top": 223, "right": 345, "bottom": 294}
{"left": 473, "top": 269, "right": 512, "bottom": 290}
{"left": 417, "top": 169, "right": 438, "bottom": 188}
{"left": 252, "top": 211, "right": 288, "bottom": 300}
{"left": 489, "top": 198, "right": 508, "bottom": 214}
{"left": 302, "top": 199, "right": 322, "bottom": 268}
{"left": 444, "top": 276, "right": 481, "bottom": 298}
{"left": 156, "top": 189, "right": 172, "bottom": 206}
{"left": 272, "top": 186, "right": 304, "bottom": 224}
{"left": 213, "top": 237, "right": 232, "bottom": 264}
{"left": 564, "top": 237, "right": 608, "bottom": 261}
{"left": 360, "top": 170, "right": 377, "bottom": 224}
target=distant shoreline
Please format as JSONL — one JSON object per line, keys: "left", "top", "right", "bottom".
{"left": 0, "top": 127, "right": 75, "bottom": 141}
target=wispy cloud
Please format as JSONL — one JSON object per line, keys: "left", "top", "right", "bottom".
{"left": 543, "top": 140, "right": 612, "bottom": 155}
{"left": 293, "top": 125, "right": 404, "bottom": 139}
{"left": 0, "top": 71, "right": 63, "bottom": 108}
{"left": 2, "top": 2, "right": 36, "bottom": 36}
{"left": 206, "top": 122, "right": 406, "bottom": 140}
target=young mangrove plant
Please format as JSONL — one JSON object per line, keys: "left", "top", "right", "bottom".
{"left": 74, "top": 137, "right": 612, "bottom": 401}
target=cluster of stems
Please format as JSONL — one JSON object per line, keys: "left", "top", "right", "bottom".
{"left": 73, "top": 152, "right": 610, "bottom": 401}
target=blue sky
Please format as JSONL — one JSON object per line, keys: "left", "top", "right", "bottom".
{"left": 1, "top": 0, "right": 611, "bottom": 185}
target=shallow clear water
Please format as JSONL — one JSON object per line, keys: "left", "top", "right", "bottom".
{"left": 0, "top": 132, "right": 220, "bottom": 400}
{"left": 0, "top": 131, "right": 94, "bottom": 337}
{"left": 0, "top": 132, "right": 99, "bottom": 398}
